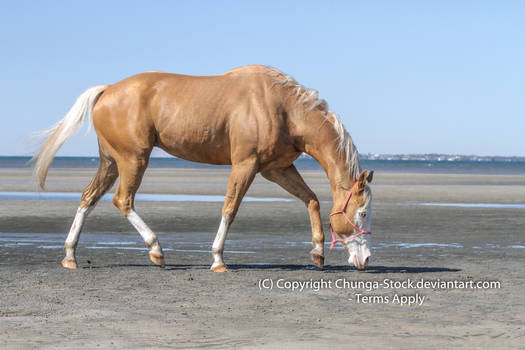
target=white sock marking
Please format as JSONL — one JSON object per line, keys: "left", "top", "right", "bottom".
{"left": 127, "top": 210, "right": 163, "bottom": 255}
{"left": 211, "top": 215, "right": 230, "bottom": 268}
{"left": 64, "top": 207, "right": 91, "bottom": 259}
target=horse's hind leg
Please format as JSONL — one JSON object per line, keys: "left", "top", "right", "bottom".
{"left": 261, "top": 165, "right": 325, "bottom": 269}
{"left": 112, "top": 155, "right": 165, "bottom": 268}
{"left": 62, "top": 149, "right": 118, "bottom": 269}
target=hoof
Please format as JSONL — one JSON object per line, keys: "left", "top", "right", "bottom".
{"left": 210, "top": 264, "right": 229, "bottom": 272}
{"left": 310, "top": 253, "right": 324, "bottom": 270}
{"left": 148, "top": 252, "right": 165, "bottom": 268}
{"left": 61, "top": 258, "right": 77, "bottom": 269}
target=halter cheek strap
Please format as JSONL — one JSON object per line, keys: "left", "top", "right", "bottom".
{"left": 328, "top": 181, "right": 371, "bottom": 251}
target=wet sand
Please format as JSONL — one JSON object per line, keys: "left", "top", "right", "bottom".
{"left": 1, "top": 168, "right": 524, "bottom": 349}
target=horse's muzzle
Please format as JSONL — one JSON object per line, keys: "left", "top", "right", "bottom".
{"left": 350, "top": 254, "right": 370, "bottom": 270}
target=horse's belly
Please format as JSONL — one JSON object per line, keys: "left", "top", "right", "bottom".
{"left": 156, "top": 126, "right": 232, "bottom": 165}
{"left": 160, "top": 144, "right": 232, "bottom": 165}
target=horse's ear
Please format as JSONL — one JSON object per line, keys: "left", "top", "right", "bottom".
{"left": 367, "top": 170, "right": 374, "bottom": 183}
{"left": 357, "top": 170, "right": 367, "bottom": 189}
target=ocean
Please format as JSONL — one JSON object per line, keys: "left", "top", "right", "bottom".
{"left": 1, "top": 156, "right": 525, "bottom": 175}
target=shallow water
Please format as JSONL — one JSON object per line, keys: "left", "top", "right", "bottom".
{"left": 2, "top": 191, "right": 525, "bottom": 211}
{"left": 376, "top": 242, "right": 463, "bottom": 249}
{"left": 0, "top": 191, "right": 293, "bottom": 202}
{"left": 417, "top": 202, "right": 525, "bottom": 209}
{"left": 0, "top": 232, "right": 263, "bottom": 254}
{"left": 1, "top": 232, "right": 523, "bottom": 254}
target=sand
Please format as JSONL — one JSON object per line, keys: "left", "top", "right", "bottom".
{"left": 1, "top": 168, "right": 524, "bottom": 349}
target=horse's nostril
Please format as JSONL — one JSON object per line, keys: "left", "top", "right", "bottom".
{"left": 364, "top": 256, "right": 370, "bottom": 266}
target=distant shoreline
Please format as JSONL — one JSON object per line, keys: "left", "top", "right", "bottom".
{"left": 358, "top": 153, "right": 525, "bottom": 162}
{"left": 3, "top": 153, "right": 524, "bottom": 163}
{"left": 1, "top": 156, "right": 524, "bottom": 175}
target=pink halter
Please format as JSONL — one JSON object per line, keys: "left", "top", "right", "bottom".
{"left": 328, "top": 181, "right": 371, "bottom": 251}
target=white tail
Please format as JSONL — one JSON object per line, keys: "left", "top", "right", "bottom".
{"left": 32, "top": 85, "right": 107, "bottom": 189}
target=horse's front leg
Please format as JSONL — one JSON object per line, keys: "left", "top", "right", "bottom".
{"left": 261, "top": 165, "right": 325, "bottom": 269}
{"left": 211, "top": 158, "right": 258, "bottom": 272}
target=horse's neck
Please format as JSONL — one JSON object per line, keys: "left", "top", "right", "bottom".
{"left": 299, "top": 111, "right": 359, "bottom": 203}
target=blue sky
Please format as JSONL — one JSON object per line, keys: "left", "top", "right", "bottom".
{"left": 1, "top": 1, "right": 523, "bottom": 157}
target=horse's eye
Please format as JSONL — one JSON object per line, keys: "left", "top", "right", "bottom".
{"left": 359, "top": 212, "right": 367, "bottom": 218}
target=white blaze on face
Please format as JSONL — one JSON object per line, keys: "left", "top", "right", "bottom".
{"left": 346, "top": 199, "right": 372, "bottom": 270}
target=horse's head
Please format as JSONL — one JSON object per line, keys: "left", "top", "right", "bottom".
{"left": 329, "top": 170, "right": 374, "bottom": 270}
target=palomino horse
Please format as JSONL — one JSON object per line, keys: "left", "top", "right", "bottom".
{"left": 33, "top": 65, "right": 374, "bottom": 271}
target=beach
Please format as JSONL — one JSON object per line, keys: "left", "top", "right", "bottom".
{"left": 1, "top": 167, "right": 524, "bottom": 349}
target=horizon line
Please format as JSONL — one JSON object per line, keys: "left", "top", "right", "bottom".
{"left": 1, "top": 153, "right": 524, "bottom": 160}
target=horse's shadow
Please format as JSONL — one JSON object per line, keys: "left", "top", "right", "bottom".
{"left": 224, "top": 264, "right": 461, "bottom": 273}
{"left": 342, "top": 265, "right": 461, "bottom": 274}
{"left": 82, "top": 263, "right": 207, "bottom": 270}
{"left": 83, "top": 263, "right": 460, "bottom": 273}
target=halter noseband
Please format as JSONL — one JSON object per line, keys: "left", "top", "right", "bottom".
{"left": 328, "top": 181, "right": 371, "bottom": 251}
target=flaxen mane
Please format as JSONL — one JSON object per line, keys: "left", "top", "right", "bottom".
{"left": 264, "top": 66, "right": 361, "bottom": 180}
